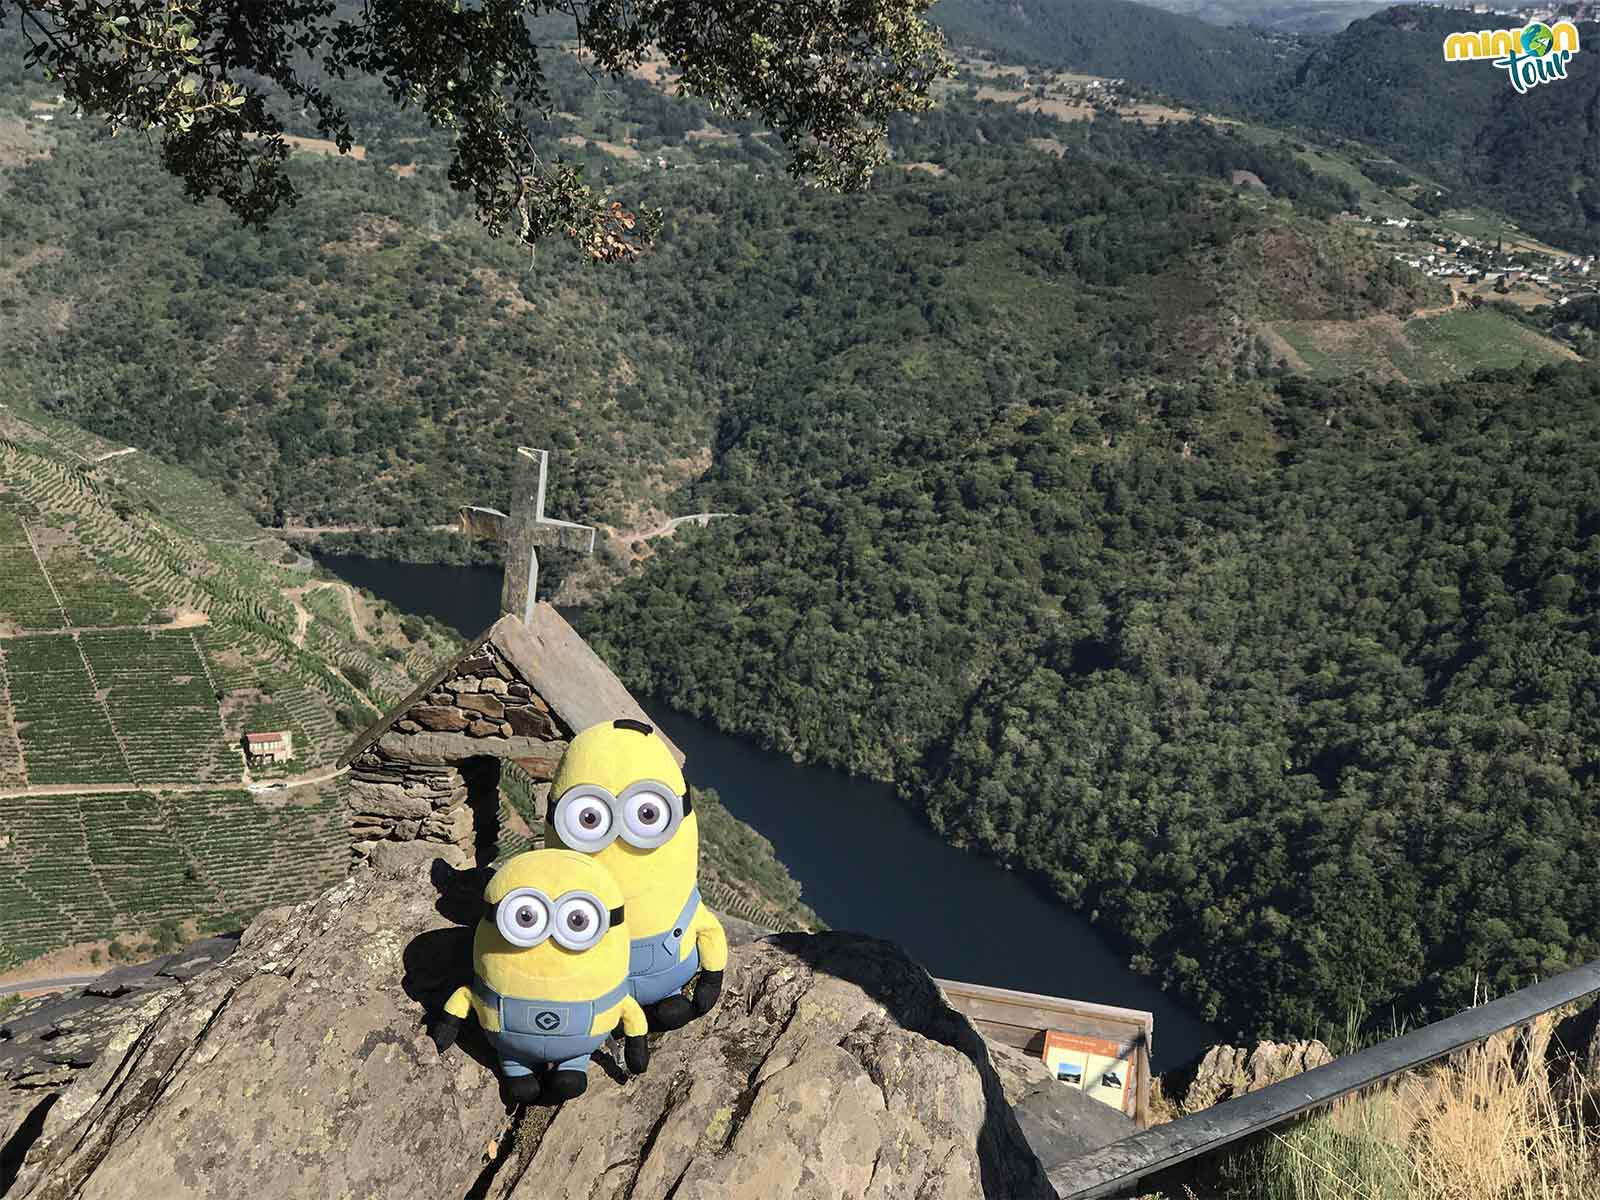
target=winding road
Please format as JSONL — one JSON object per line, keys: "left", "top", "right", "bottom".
{"left": 0, "top": 974, "right": 100, "bottom": 998}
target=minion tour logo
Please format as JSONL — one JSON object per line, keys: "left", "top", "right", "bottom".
{"left": 1443, "top": 20, "right": 1581, "bottom": 93}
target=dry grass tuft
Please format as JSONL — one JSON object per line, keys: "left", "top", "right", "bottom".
{"left": 1209, "top": 1030, "right": 1600, "bottom": 1200}
{"left": 1394, "top": 1036, "right": 1599, "bottom": 1200}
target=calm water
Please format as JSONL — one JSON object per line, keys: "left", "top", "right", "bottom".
{"left": 320, "top": 554, "right": 1217, "bottom": 1070}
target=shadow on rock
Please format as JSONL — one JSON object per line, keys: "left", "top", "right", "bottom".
{"left": 766, "top": 931, "right": 1055, "bottom": 1200}
{"left": 429, "top": 857, "right": 493, "bottom": 927}
{"left": 402, "top": 919, "right": 502, "bottom": 1087}
{"left": 0, "top": 1094, "right": 57, "bottom": 1196}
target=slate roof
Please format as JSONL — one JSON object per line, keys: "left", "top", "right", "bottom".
{"left": 339, "top": 603, "right": 683, "bottom": 768}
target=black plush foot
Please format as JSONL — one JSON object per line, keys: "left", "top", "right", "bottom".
{"left": 505, "top": 1074, "right": 541, "bottom": 1104}
{"left": 647, "top": 995, "right": 694, "bottom": 1031}
{"left": 542, "top": 1069, "right": 588, "bottom": 1104}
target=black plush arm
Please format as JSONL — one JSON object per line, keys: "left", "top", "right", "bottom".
{"left": 428, "top": 1012, "right": 463, "bottom": 1054}
{"left": 624, "top": 1033, "right": 650, "bottom": 1075}
{"left": 693, "top": 970, "right": 723, "bottom": 1016}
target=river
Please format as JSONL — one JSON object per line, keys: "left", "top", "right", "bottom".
{"left": 321, "top": 554, "right": 1218, "bottom": 1071}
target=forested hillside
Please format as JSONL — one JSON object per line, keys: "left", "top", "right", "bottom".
{"left": 0, "top": 31, "right": 1431, "bottom": 545}
{"left": 1268, "top": 7, "right": 1600, "bottom": 255}
{"left": 927, "top": 1, "right": 1599, "bottom": 255}
{"left": 583, "top": 365, "right": 1600, "bottom": 1042}
{"left": 928, "top": 0, "right": 1299, "bottom": 106}
{"left": 6, "top": 12, "right": 1596, "bottom": 1045}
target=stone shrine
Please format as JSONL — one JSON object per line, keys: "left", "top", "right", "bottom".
{"left": 339, "top": 603, "right": 681, "bottom": 866}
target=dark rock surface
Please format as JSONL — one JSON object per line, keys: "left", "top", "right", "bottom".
{"left": 1, "top": 934, "right": 242, "bottom": 1188}
{"left": 987, "top": 1041, "right": 1135, "bottom": 1164}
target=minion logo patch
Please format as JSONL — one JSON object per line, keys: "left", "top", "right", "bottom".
{"left": 534, "top": 1011, "right": 561, "bottom": 1031}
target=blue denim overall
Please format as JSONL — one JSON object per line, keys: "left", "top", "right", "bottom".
{"left": 473, "top": 976, "right": 630, "bottom": 1076}
{"left": 630, "top": 887, "right": 703, "bottom": 1005}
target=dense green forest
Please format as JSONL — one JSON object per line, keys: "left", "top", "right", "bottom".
{"left": 928, "top": 0, "right": 1301, "bottom": 106}
{"left": 583, "top": 365, "right": 1600, "bottom": 1041}
{"left": 0, "top": 30, "right": 1406, "bottom": 540}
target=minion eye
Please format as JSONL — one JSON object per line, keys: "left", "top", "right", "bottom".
{"left": 617, "top": 793, "right": 675, "bottom": 851}
{"left": 557, "top": 789, "right": 615, "bottom": 850}
{"left": 495, "top": 889, "right": 550, "bottom": 948}
{"left": 620, "top": 785, "right": 680, "bottom": 848}
{"left": 551, "top": 894, "right": 607, "bottom": 951}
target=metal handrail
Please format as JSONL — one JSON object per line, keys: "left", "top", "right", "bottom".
{"left": 1047, "top": 958, "right": 1600, "bottom": 1200}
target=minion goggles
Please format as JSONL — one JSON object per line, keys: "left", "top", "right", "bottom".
{"left": 549, "top": 778, "right": 693, "bottom": 853}
{"left": 485, "top": 887, "right": 626, "bottom": 950}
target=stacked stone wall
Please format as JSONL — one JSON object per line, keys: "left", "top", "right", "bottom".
{"left": 346, "top": 639, "right": 573, "bottom": 865}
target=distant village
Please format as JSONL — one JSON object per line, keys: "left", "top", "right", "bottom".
{"left": 1348, "top": 210, "right": 1598, "bottom": 309}
{"left": 1404, "top": 0, "right": 1599, "bottom": 19}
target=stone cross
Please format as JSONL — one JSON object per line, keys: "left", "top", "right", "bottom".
{"left": 460, "top": 448, "right": 597, "bottom": 624}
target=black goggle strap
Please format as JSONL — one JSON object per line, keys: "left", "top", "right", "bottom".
{"left": 483, "top": 898, "right": 625, "bottom": 928}
{"left": 600, "top": 718, "right": 692, "bottom": 814}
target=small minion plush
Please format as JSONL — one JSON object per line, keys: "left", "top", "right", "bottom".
{"left": 430, "top": 849, "right": 649, "bottom": 1104}
{"left": 546, "top": 719, "right": 728, "bottom": 1031}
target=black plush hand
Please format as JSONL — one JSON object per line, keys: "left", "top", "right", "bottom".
{"left": 693, "top": 970, "right": 723, "bottom": 1016}
{"left": 624, "top": 1034, "right": 650, "bottom": 1075}
{"left": 429, "top": 1012, "right": 462, "bottom": 1054}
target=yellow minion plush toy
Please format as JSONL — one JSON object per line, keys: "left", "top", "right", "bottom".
{"left": 429, "top": 849, "right": 649, "bottom": 1104}
{"left": 546, "top": 719, "right": 728, "bottom": 1031}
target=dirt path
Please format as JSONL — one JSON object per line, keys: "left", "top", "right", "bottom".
{"left": 0, "top": 764, "right": 348, "bottom": 801}
{"left": 0, "top": 613, "right": 212, "bottom": 640}
{"left": 287, "top": 589, "right": 312, "bottom": 649}
{"left": 336, "top": 583, "right": 370, "bottom": 643}
{"left": 281, "top": 581, "right": 370, "bottom": 648}
{"left": 594, "top": 512, "right": 734, "bottom": 563}
{"left": 277, "top": 523, "right": 455, "bottom": 537}
{"left": 1409, "top": 282, "right": 1465, "bottom": 321}
{"left": 0, "top": 973, "right": 100, "bottom": 998}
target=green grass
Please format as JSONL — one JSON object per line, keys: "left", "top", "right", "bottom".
{"left": 1400, "top": 308, "right": 1571, "bottom": 377}
{"left": 1271, "top": 307, "right": 1570, "bottom": 384}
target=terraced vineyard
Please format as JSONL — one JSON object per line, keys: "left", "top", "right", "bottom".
{"left": 78, "top": 629, "right": 234, "bottom": 784}
{"left": 0, "top": 784, "right": 348, "bottom": 969}
{"left": 0, "top": 403, "right": 462, "bottom": 970}
{"left": 6, "top": 634, "right": 130, "bottom": 785}
{"left": 0, "top": 503, "right": 66, "bottom": 632}
{"left": 0, "top": 647, "right": 26, "bottom": 788}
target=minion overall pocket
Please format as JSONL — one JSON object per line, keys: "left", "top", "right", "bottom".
{"left": 629, "top": 887, "right": 703, "bottom": 1006}
{"left": 474, "top": 977, "right": 627, "bottom": 1075}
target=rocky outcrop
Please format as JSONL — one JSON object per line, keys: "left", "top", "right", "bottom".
{"left": 4, "top": 843, "right": 1066, "bottom": 1200}
{"left": 986, "top": 1041, "right": 1135, "bottom": 1166}
{"left": 1168, "top": 1039, "right": 1334, "bottom": 1114}
{"left": 0, "top": 937, "right": 242, "bottom": 1192}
